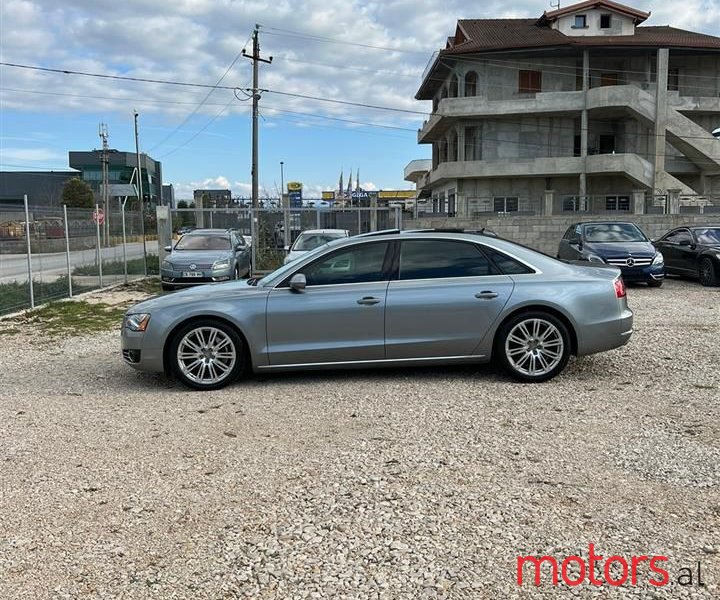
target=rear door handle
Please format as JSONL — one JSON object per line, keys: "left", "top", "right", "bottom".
{"left": 475, "top": 291, "right": 498, "bottom": 299}
{"left": 357, "top": 296, "right": 381, "bottom": 305}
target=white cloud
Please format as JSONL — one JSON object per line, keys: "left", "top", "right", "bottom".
{"left": 0, "top": 147, "right": 66, "bottom": 162}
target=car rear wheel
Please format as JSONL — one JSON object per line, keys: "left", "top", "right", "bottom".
{"left": 496, "top": 312, "right": 570, "bottom": 383}
{"left": 169, "top": 319, "right": 246, "bottom": 390}
{"left": 699, "top": 257, "right": 717, "bottom": 287}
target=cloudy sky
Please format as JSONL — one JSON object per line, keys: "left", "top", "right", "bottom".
{"left": 1, "top": 0, "right": 719, "bottom": 199}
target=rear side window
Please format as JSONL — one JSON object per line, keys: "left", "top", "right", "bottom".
{"left": 399, "top": 240, "right": 498, "bottom": 280}
{"left": 482, "top": 246, "right": 535, "bottom": 274}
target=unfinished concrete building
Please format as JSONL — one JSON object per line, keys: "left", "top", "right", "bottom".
{"left": 413, "top": 0, "right": 720, "bottom": 216}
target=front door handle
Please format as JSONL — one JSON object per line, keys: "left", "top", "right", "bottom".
{"left": 357, "top": 296, "right": 381, "bottom": 306}
{"left": 475, "top": 291, "right": 498, "bottom": 299}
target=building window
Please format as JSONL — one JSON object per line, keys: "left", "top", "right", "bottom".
{"left": 599, "top": 134, "right": 616, "bottom": 154}
{"left": 464, "top": 126, "right": 482, "bottom": 161}
{"left": 439, "top": 140, "right": 448, "bottom": 163}
{"left": 668, "top": 68, "right": 680, "bottom": 91}
{"left": 494, "top": 197, "right": 519, "bottom": 213}
{"left": 449, "top": 132, "right": 458, "bottom": 162}
{"left": 574, "top": 15, "right": 587, "bottom": 28}
{"left": 605, "top": 196, "right": 630, "bottom": 211}
{"left": 464, "top": 71, "right": 478, "bottom": 97}
{"left": 600, "top": 14, "right": 611, "bottom": 28}
{"left": 449, "top": 74, "right": 459, "bottom": 98}
{"left": 600, "top": 73, "right": 619, "bottom": 86}
{"left": 518, "top": 70, "right": 542, "bottom": 93}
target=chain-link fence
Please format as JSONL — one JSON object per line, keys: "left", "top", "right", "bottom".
{"left": 0, "top": 197, "right": 154, "bottom": 316}
{"left": 164, "top": 206, "right": 402, "bottom": 275}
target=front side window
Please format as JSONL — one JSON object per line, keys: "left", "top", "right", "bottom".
{"left": 664, "top": 229, "right": 692, "bottom": 244}
{"left": 300, "top": 242, "right": 389, "bottom": 286}
{"left": 399, "top": 240, "right": 497, "bottom": 280}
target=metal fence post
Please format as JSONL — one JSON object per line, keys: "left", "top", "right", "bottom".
{"left": 120, "top": 198, "right": 128, "bottom": 284}
{"left": 23, "top": 194, "right": 34, "bottom": 308}
{"left": 357, "top": 208, "right": 361, "bottom": 235}
{"left": 316, "top": 208, "right": 321, "bottom": 229}
{"left": 63, "top": 204, "right": 73, "bottom": 297}
{"left": 95, "top": 203, "right": 104, "bottom": 288}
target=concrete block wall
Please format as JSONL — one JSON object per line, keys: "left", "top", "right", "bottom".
{"left": 405, "top": 214, "right": 720, "bottom": 255}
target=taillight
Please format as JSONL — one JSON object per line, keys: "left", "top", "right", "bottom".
{"left": 614, "top": 277, "right": 626, "bottom": 298}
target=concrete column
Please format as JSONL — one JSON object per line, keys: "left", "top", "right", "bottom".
{"left": 653, "top": 48, "right": 670, "bottom": 193}
{"left": 543, "top": 190, "right": 555, "bottom": 216}
{"left": 370, "top": 194, "right": 378, "bottom": 231}
{"left": 667, "top": 188, "right": 681, "bottom": 214}
{"left": 156, "top": 205, "right": 172, "bottom": 269}
{"left": 632, "top": 189, "right": 646, "bottom": 215}
{"left": 457, "top": 126, "right": 466, "bottom": 162}
{"left": 579, "top": 49, "right": 590, "bottom": 198}
{"left": 195, "top": 195, "right": 204, "bottom": 228}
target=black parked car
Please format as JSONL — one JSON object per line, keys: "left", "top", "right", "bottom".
{"left": 653, "top": 226, "right": 720, "bottom": 286}
{"left": 557, "top": 221, "right": 665, "bottom": 287}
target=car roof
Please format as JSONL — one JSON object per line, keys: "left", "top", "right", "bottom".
{"left": 185, "top": 228, "right": 232, "bottom": 235}
{"left": 297, "top": 229, "right": 349, "bottom": 235}
{"left": 577, "top": 221, "right": 638, "bottom": 227}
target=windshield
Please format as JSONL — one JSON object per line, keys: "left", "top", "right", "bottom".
{"left": 292, "top": 232, "right": 346, "bottom": 251}
{"left": 175, "top": 234, "right": 231, "bottom": 251}
{"left": 584, "top": 223, "right": 647, "bottom": 243}
{"left": 256, "top": 238, "right": 348, "bottom": 286}
{"left": 694, "top": 227, "right": 720, "bottom": 245}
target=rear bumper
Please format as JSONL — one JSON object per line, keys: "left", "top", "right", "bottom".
{"left": 577, "top": 309, "right": 634, "bottom": 356}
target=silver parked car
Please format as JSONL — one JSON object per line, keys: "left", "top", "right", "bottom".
{"left": 123, "top": 230, "right": 633, "bottom": 390}
{"left": 160, "top": 229, "right": 251, "bottom": 291}
{"left": 283, "top": 228, "right": 350, "bottom": 264}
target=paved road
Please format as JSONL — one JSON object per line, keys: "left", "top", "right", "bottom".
{"left": 0, "top": 241, "right": 159, "bottom": 284}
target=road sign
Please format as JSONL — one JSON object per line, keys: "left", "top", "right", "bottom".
{"left": 92, "top": 208, "right": 105, "bottom": 225}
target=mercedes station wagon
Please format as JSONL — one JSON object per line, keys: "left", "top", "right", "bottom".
{"left": 122, "top": 230, "right": 633, "bottom": 390}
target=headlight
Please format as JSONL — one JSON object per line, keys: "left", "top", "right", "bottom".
{"left": 585, "top": 253, "right": 605, "bottom": 264}
{"left": 125, "top": 313, "right": 151, "bottom": 332}
{"left": 652, "top": 252, "right": 664, "bottom": 265}
{"left": 212, "top": 259, "right": 231, "bottom": 269}
{"left": 161, "top": 259, "right": 172, "bottom": 269}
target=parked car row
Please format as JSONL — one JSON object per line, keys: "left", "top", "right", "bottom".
{"left": 557, "top": 221, "right": 720, "bottom": 287}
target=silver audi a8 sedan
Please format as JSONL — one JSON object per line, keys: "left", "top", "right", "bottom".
{"left": 122, "top": 230, "right": 633, "bottom": 390}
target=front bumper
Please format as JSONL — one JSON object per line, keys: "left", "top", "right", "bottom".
{"left": 617, "top": 263, "right": 664, "bottom": 283}
{"left": 160, "top": 266, "right": 232, "bottom": 287}
{"left": 121, "top": 326, "right": 165, "bottom": 373}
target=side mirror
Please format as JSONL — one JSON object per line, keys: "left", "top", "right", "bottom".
{"left": 164, "top": 245, "right": 172, "bottom": 252}
{"left": 289, "top": 273, "right": 306, "bottom": 292}
{"left": 284, "top": 245, "right": 290, "bottom": 251}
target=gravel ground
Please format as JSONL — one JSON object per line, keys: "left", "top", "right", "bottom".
{"left": 1, "top": 278, "right": 719, "bottom": 599}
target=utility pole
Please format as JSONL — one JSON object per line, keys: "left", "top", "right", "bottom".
{"left": 134, "top": 110, "right": 148, "bottom": 276}
{"left": 242, "top": 25, "right": 273, "bottom": 210}
{"left": 99, "top": 123, "right": 109, "bottom": 246}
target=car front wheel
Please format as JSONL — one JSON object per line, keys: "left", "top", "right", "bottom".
{"left": 496, "top": 312, "right": 571, "bottom": 383}
{"left": 699, "top": 257, "right": 717, "bottom": 287}
{"left": 169, "top": 319, "right": 246, "bottom": 390}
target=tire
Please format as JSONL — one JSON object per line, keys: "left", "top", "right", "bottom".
{"left": 161, "top": 283, "right": 174, "bottom": 292}
{"left": 495, "top": 311, "right": 571, "bottom": 383}
{"left": 698, "top": 257, "right": 718, "bottom": 287}
{"left": 647, "top": 279, "right": 663, "bottom": 288}
{"left": 168, "top": 319, "right": 246, "bottom": 391}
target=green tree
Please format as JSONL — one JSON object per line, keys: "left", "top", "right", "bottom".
{"left": 177, "top": 200, "right": 188, "bottom": 209}
{"left": 61, "top": 177, "right": 94, "bottom": 208}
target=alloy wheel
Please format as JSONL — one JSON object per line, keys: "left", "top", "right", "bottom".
{"left": 504, "top": 318, "right": 564, "bottom": 377}
{"left": 176, "top": 326, "right": 237, "bottom": 385}
{"left": 699, "top": 258, "right": 716, "bottom": 286}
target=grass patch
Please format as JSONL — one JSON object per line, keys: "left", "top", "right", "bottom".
{"left": 20, "top": 300, "right": 126, "bottom": 336}
{"left": 0, "top": 276, "right": 94, "bottom": 316}
{"left": 0, "top": 327, "right": 22, "bottom": 336}
{"left": 72, "top": 254, "right": 159, "bottom": 276}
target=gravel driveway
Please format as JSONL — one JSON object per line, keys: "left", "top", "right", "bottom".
{"left": 1, "top": 278, "right": 718, "bottom": 599}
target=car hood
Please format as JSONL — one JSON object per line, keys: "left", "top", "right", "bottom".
{"left": 166, "top": 250, "right": 233, "bottom": 264}
{"left": 584, "top": 241, "right": 656, "bottom": 257}
{"left": 127, "top": 280, "right": 265, "bottom": 313}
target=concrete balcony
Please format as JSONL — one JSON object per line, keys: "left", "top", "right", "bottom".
{"left": 418, "top": 91, "right": 586, "bottom": 143}
{"left": 404, "top": 159, "right": 432, "bottom": 183}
